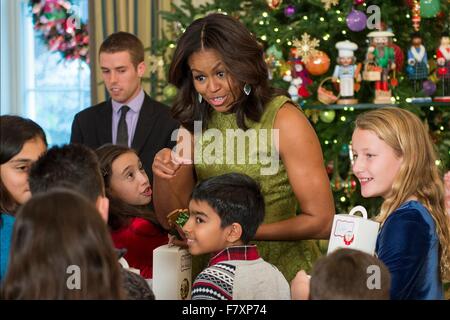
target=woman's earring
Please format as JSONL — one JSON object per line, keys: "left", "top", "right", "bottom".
{"left": 243, "top": 84, "right": 252, "bottom": 96}
{"left": 198, "top": 93, "right": 203, "bottom": 103}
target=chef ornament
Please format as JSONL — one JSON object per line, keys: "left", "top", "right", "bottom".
{"left": 332, "top": 40, "right": 361, "bottom": 104}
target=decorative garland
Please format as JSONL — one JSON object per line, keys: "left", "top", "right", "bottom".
{"left": 29, "top": 0, "right": 89, "bottom": 63}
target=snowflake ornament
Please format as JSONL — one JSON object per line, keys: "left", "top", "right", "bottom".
{"left": 321, "top": 0, "right": 339, "bottom": 11}
{"left": 292, "top": 33, "right": 320, "bottom": 59}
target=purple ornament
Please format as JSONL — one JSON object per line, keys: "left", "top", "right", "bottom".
{"left": 346, "top": 9, "right": 367, "bottom": 32}
{"left": 422, "top": 80, "right": 436, "bottom": 96}
{"left": 284, "top": 5, "right": 296, "bottom": 17}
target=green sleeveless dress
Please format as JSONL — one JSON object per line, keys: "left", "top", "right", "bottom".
{"left": 193, "top": 96, "right": 322, "bottom": 282}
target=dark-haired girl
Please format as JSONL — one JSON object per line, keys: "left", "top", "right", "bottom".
{"left": 0, "top": 115, "right": 47, "bottom": 281}
{"left": 1, "top": 189, "right": 125, "bottom": 299}
{"left": 96, "top": 144, "right": 167, "bottom": 279}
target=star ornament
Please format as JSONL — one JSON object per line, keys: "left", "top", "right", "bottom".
{"left": 321, "top": 0, "right": 339, "bottom": 11}
{"left": 292, "top": 33, "right": 320, "bottom": 59}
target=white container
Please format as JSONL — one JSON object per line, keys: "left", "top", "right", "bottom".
{"left": 327, "top": 205, "right": 380, "bottom": 255}
{"left": 152, "top": 244, "right": 192, "bottom": 300}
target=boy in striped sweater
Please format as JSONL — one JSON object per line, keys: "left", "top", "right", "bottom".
{"left": 182, "top": 173, "right": 290, "bottom": 300}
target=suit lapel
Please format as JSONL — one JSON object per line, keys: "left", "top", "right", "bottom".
{"left": 132, "top": 94, "right": 157, "bottom": 154}
{"left": 97, "top": 101, "right": 113, "bottom": 145}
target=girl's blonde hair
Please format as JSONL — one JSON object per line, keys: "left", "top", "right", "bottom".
{"left": 355, "top": 107, "right": 450, "bottom": 281}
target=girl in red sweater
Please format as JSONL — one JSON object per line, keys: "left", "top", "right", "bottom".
{"left": 96, "top": 144, "right": 168, "bottom": 279}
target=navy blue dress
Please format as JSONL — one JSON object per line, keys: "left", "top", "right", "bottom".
{"left": 376, "top": 200, "right": 444, "bottom": 300}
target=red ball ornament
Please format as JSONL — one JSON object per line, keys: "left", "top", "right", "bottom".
{"left": 344, "top": 174, "right": 358, "bottom": 196}
{"left": 304, "top": 51, "right": 330, "bottom": 76}
{"left": 326, "top": 161, "right": 334, "bottom": 175}
{"left": 404, "top": 0, "right": 414, "bottom": 7}
{"left": 354, "top": 0, "right": 365, "bottom": 5}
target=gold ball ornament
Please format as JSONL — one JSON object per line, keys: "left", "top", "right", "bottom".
{"left": 305, "top": 51, "right": 330, "bottom": 76}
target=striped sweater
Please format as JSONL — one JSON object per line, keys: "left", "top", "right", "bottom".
{"left": 191, "top": 245, "right": 290, "bottom": 300}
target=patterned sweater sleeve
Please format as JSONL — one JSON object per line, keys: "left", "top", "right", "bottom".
{"left": 191, "top": 263, "right": 236, "bottom": 300}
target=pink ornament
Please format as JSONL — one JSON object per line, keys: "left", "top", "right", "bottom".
{"left": 284, "top": 5, "right": 296, "bottom": 17}
{"left": 354, "top": 0, "right": 365, "bottom": 4}
{"left": 422, "top": 80, "right": 436, "bottom": 96}
{"left": 346, "top": 9, "right": 367, "bottom": 32}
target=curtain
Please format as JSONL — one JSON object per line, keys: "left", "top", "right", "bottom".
{"left": 88, "top": 0, "right": 171, "bottom": 104}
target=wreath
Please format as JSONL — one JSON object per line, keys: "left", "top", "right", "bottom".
{"left": 29, "top": 0, "right": 89, "bottom": 63}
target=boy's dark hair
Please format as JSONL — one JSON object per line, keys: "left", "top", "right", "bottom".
{"left": 310, "top": 248, "right": 391, "bottom": 300}
{"left": 0, "top": 115, "right": 47, "bottom": 213}
{"left": 191, "top": 173, "right": 265, "bottom": 243}
{"left": 28, "top": 144, "right": 105, "bottom": 203}
{"left": 99, "top": 31, "right": 144, "bottom": 68}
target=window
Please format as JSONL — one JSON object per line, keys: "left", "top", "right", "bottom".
{"left": 1, "top": 0, "right": 90, "bottom": 146}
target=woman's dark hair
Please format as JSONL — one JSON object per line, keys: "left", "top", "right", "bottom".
{"left": 95, "top": 144, "right": 160, "bottom": 231}
{"left": 1, "top": 188, "right": 125, "bottom": 299}
{"left": 169, "top": 13, "right": 277, "bottom": 132}
{"left": 0, "top": 115, "right": 47, "bottom": 214}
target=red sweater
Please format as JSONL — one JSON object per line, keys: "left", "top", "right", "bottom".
{"left": 111, "top": 217, "right": 168, "bottom": 279}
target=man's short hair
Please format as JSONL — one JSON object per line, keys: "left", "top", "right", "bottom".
{"left": 190, "top": 173, "right": 265, "bottom": 243}
{"left": 99, "top": 31, "right": 144, "bottom": 68}
{"left": 29, "top": 144, "right": 105, "bottom": 203}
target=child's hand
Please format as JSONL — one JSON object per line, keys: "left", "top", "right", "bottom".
{"left": 291, "top": 270, "right": 311, "bottom": 300}
{"left": 168, "top": 224, "right": 188, "bottom": 249}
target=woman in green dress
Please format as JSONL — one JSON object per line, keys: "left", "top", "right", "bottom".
{"left": 152, "top": 13, "right": 335, "bottom": 282}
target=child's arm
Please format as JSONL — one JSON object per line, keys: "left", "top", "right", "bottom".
{"left": 291, "top": 270, "right": 310, "bottom": 300}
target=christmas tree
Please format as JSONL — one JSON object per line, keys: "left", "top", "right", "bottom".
{"left": 151, "top": 0, "right": 449, "bottom": 216}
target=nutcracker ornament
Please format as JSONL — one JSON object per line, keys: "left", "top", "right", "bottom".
{"left": 366, "top": 31, "right": 396, "bottom": 104}
{"left": 435, "top": 33, "right": 450, "bottom": 102}
{"left": 332, "top": 40, "right": 361, "bottom": 104}
{"left": 406, "top": 33, "right": 432, "bottom": 102}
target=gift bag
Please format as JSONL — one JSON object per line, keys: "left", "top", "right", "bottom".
{"left": 327, "top": 205, "right": 380, "bottom": 255}
{"left": 152, "top": 245, "right": 192, "bottom": 300}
